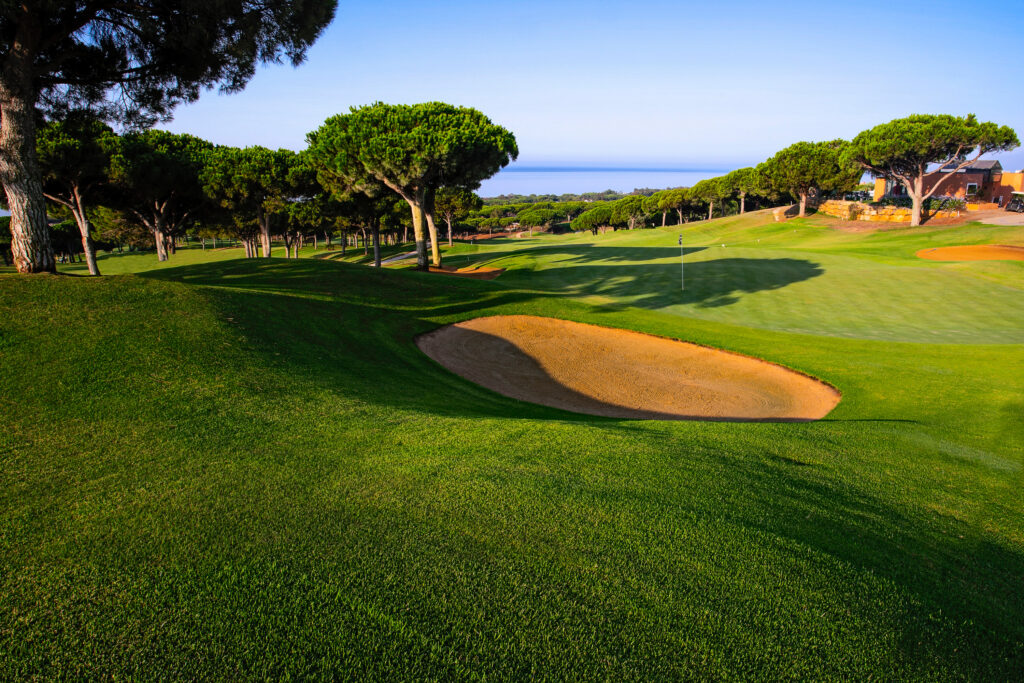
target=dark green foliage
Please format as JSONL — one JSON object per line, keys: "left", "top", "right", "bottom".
{"left": 763, "top": 140, "right": 862, "bottom": 196}
{"left": 758, "top": 140, "right": 861, "bottom": 214}
{"left": 306, "top": 102, "right": 518, "bottom": 198}
{"left": 203, "top": 146, "right": 300, "bottom": 229}
{"left": 570, "top": 204, "right": 613, "bottom": 233}
{"left": 110, "top": 130, "right": 213, "bottom": 231}
{"left": 516, "top": 208, "right": 558, "bottom": 228}
{"left": 36, "top": 113, "right": 118, "bottom": 202}
{"left": 7, "top": 1, "right": 338, "bottom": 126}
{"left": 610, "top": 195, "right": 646, "bottom": 229}
{"left": 307, "top": 101, "right": 517, "bottom": 266}
{"left": 844, "top": 114, "right": 1018, "bottom": 183}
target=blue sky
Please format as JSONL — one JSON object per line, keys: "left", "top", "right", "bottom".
{"left": 164, "top": 0, "right": 1024, "bottom": 171}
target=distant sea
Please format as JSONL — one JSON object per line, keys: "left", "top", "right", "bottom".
{"left": 477, "top": 166, "right": 725, "bottom": 198}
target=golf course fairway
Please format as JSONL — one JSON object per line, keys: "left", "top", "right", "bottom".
{"left": 2, "top": 210, "right": 1022, "bottom": 679}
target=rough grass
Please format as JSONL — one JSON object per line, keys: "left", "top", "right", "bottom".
{"left": 1, "top": 212, "right": 1023, "bottom": 679}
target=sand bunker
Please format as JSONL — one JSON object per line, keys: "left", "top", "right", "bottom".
{"left": 417, "top": 315, "right": 840, "bottom": 421}
{"left": 917, "top": 245, "right": 1024, "bottom": 261}
{"left": 428, "top": 265, "right": 505, "bottom": 280}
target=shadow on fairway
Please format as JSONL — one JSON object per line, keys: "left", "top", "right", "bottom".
{"left": 488, "top": 245, "right": 824, "bottom": 309}
{"left": 139, "top": 258, "right": 827, "bottom": 422}
{"left": 140, "top": 258, "right": 583, "bottom": 422}
{"left": 135, "top": 257, "right": 1024, "bottom": 677}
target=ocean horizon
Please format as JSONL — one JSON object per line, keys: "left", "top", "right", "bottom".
{"left": 478, "top": 166, "right": 728, "bottom": 197}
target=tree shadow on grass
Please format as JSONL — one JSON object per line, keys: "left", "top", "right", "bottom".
{"left": 474, "top": 244, "right": 706, "bottom": 267}
{"left": 137, "top": 257, "right": 832, "bottom": 422}
{"left": 136, "top": 257, "right": 1024, "bottom": 677}
{"left": 488, "top": 245, "right": 824, "bottom": 309}
{"left": 139, "top": 259, "right": 576, "bottom": 422}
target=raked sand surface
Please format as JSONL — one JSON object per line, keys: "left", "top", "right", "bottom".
{"left": 417, "top": 315, "right": 840, "bottom": 421}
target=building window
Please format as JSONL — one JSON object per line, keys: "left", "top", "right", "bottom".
{"left": 967, "top": 183, "right": 978, "bottom": 196}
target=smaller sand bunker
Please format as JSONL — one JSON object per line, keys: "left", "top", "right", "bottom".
{"left": 917, "top": 245, "right": 1024, "bottom": 261}
{"left": 428, "top": 265, "right": 505, "bottom": 280}
{"left": 417, "top": 316, "right": 840, "bottom": 421}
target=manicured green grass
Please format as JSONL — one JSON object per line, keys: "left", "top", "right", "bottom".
{"left": 1, "top": 213, "right": 1023, "bottom": 679}
{"left": 458, "top": 211, "right": 1024, "bottom": 343}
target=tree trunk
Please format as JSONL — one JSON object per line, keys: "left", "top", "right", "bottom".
{"left": 740, "top": 194, "right": 746, "bottom": 214}
{"left": 798, "top": 192, "right": 807, "bottom": 218}
{"left": 371, "top": 219, "right": 381, "bottom": 268}
{"left": 406, "top": 195, "right": 428, "bottom": 270}
{"left": 424, "top": 190, "right": 441, "bottom": 267}
{"left": 707, "top": 201, "right": 714, "bottom": 221}
{"left": 909, "top": 175, "right": 924, "bottom": 227}
{"left": 71, "top": 206, "right": 99, "bottom": 276}
{"left": 0, "top": 37, "right": 55, "bottom": 273}
{"left": 676, "top": 208, "right": 684, "bottom": 225}
{"left": 446, "top": 216, "right": 453, "bottom": 247}
{"left": 661, "top": 210, "right": 667, "bottom": 227}
{"left": 151, "top": 214, "right": 169, "bottom": 262}
{"left": 258, "top": 207, "right": 271, "bottom": 257}
{"left": 361, "top": 227, "right": 368, "bottom": 256}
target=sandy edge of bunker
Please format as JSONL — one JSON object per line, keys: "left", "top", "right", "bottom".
{"left": 916, "top": 245, "right": 1024, "bottom": 261}
{"left": 416, "top": 315, "right": 842, "bottom": 422}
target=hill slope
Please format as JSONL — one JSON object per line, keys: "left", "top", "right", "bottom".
{"left": 2, "top": 255, "right": 1023, "bottom": 679}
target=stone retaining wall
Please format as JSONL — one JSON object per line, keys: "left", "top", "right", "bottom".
{"left": 816, "top": 200, "right": 960, "bottom": 223}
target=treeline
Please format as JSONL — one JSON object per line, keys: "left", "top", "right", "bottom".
{"left": 471, "top": 144, "right": 870, "bottom": 237}
{"left": 549, "top": 115, "right": 1019, "bottom": 234}
{"left": 17, "top": 112, "right": 1019, "bottom": 275}
{"left": 481, "top": 190, "right": 628, "bottom": 205}
{"left": 29, "top": 102, "right": 517, "bottom": 275}
{"left": 562, "top": 143, "right": 863, "bottom": 235}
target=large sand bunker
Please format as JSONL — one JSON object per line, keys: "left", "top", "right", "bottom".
{"left": 417, "top": 316, "right": 840, "bottom": 421}
{"left": 917, "top": 245, "right": 1024, "bottom": 261}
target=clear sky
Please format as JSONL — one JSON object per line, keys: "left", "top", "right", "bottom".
{"left": 164, "top": 0, "right": 1024, "bottom": 171}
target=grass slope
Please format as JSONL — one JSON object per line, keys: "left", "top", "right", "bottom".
{"left": 2, "top": 214, "right": 1023, "bottom": 679}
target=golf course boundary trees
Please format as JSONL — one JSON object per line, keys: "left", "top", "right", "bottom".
{"left": 0, "top": 1, "right": 337, "bottom": 273}
{"left": 36, "top": 113, "right": 119, "bottom": 276}
{"left": 110, "top": 130, "right": 213, "bottom": 262}
{"left": 759, "top": 140, "right": 861, "bottom": 217}
{"left": 202, "top": 146, "right": 303, "bottom": 258}
{"left": 844, "top": 114, "right": 1019, "bottom": 226}
{"left": 691, "top": 178, "right": 723, "bottom": 221}
{"left": 307, "top": 102, "right": 517, "bottom": 269}
{"left": 611, "top": 195, "right": 646, "bottom": 230}
{"left": 435, "top": 188, "right": 482, "bottom": 246}
{"left": 571, "top": 204, "right": 613, "bottom": 235}
{"left": 723, "top": 167, "right": 763, "bottom": 215}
